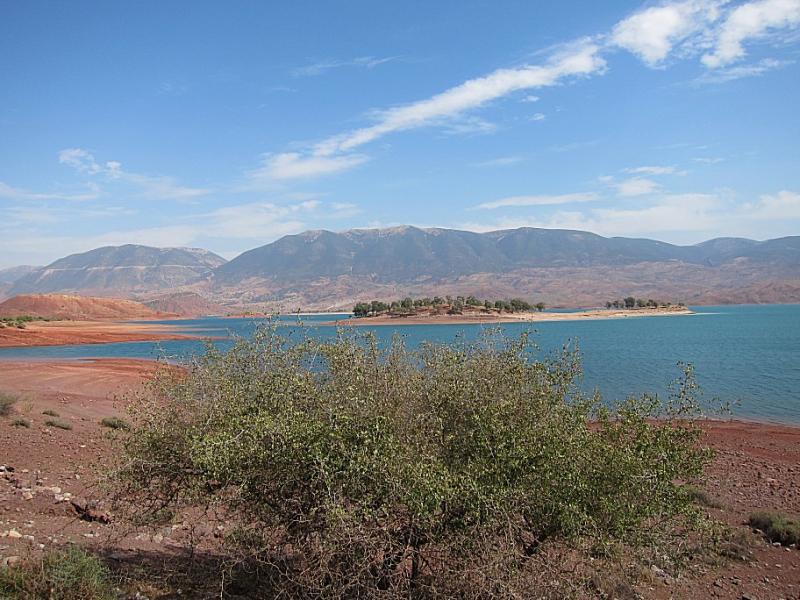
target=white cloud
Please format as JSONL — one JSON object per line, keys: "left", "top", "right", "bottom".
{"left": 0, "top": 181, "right": 101, "bottom": 202}
{"left": 623, "top": 165, "right": 678, "bottom": 175}
{"left": 292, "top": 56, "right": 397, "bottom": 77}
{"left": 311, "top": 41, "right": 606, "bottom": 157}
{"left": 611, "top": 0, "right": 723, "bottom": 66}
{"left": 250, "top": 152, "right": 369, "bottom": 181}
{"left": 703, "top": 0, "right": 800, "bottom": 67}
{"left": 694, "top": 56, "right": 792, "bottom": 81}
{"left": 742, "top": 189, "right": 800, "bottom": 218}
{"left": 472, "top": 156, "right": 524, "bottom": 168}
{"left": 475, "top": 192, "right": 600, "bottom": 210}
{"left": 693, "top": 156, "right": 725, "bottom": 163}
{"left": 460, "top": 193, "right": 724, "bottom": 237}
{"left": 614, "top": 177, "right": 661, "bottom": 196}
{"left": 521, "top": 94, "right": 541, "bottom": 102}
{"left": 59, "top": 148, "right": 210, "bottom": 200}
{"left": 202, "top": 201, "right": 316, "bottom": 239}
{"left": 530, "top": 112, "right": 547, "bottom": 121}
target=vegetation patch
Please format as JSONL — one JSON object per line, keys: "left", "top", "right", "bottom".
{"left": 354, "top": 295, "right": 545, "bottom": 317}
{"left": 11, "top": 417, "right": 31, "bottom": 428}
{"left": 113, "top": 326, "right": 717, "bottom": 598}
{"left": 749, "top": 511, "right": 800, "bottom": 546}
{"left": 42, "top": 409, "right": 60, "bottom": 417}
{"left": 0, "top": 392, "right": 18, "bottom": 416}
{"left": 45, "top": 418, "right": 73, "bottom": 430}
{"left": 101, "top": 416, "right": 129, "bottom": 430}
{"left": 0, "top": 546, "right": 115, "bottom": 600}
{"left": 684, "top": 485, "right": 723, "bottom": 509}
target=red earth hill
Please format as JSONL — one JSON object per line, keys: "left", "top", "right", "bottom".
{"left": 0, "top": 294, "right": 177, "bottom": 320}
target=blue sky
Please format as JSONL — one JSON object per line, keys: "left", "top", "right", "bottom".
{"left": 1, "top": 0, "right": 799, "bottom": 268}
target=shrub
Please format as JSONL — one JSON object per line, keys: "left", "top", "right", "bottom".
{"left": 11, "top": 417, "right": 31, "bottom": 428}
{"left": 684, "top": 485, "right": 722, "bottom": 509}
{"left": 100, "top": 416, "right": 129, "bottom": 430}
{"left": 0, "top": 392, "right": 17, "bottom": 416}
{"left": 749, "top": 512, "right": 800, "bottom": 546}
{"left": 45, "top": 418, "right": 73, "bottom": 430}
{"left": 113, "top": 326, "right": 714, "bottom": 597}
{"left": 42, "top": 409, "right": 59, "bottom": 417}
{"left": 0, "top": 545, "right": 115, "bottom": 599}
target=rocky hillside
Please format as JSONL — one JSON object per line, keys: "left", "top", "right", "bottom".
{"left": 0, "top": 294, "right": 173, "bottom": 320}
{"left": 10, "top": 245, "right": 226, "bottom": 296}
{"left": 141, "top": 291, "right": 225, "bottom": 317}
{"left": 210, "top": 227, "right": 800, "bottom": 309}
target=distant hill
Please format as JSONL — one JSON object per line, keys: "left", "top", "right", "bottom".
{"left": 141, "top": 291, "right": 225, "bottom": 317}
{"left": 0, "top": 265, "right": 41, "bottom": 301}
{"left": 0, "top": 294, "right": 173, "bottom": 320}
{"left": 211, "top": 226, "right": 800, "bottom": 309}
{"left": 3, "top": 228, "right": 798, "bottom": 310}
{"left": 10, "top": 245, "right": 226, "bottom": 296}
{"left": 0, "top": 265, "right": 41, "bottom": 285}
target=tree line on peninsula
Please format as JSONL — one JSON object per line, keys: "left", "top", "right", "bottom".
{"left": 353, "top": 295, "right": 546, "bottom": 317}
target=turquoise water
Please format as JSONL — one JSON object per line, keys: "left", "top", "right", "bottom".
{"left": 0, "top": 305, "right": 798, "bottom": 424}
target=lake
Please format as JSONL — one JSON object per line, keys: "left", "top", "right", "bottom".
{"left": 0, "top": 304, "right": 798, "bottom": 424}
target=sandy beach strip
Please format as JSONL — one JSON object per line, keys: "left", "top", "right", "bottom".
{"left": 324, "top": 307, "right": 694, "bottom": 326}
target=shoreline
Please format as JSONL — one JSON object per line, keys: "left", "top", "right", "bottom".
{"left": 326, "top": 307, "right": 694, "bottom": 326}
{"left": 0, "top": 319, "right": 195, "bottom": 348}
{"left": 0, "top": 358, "right": 798, "bottom": 598}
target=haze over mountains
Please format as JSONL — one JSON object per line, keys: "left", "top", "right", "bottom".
{"left": 9, "top": 245, "right": 226, "bottom": 296}
{"left": 2, "top": 227, "right": 799, "bottom": 310}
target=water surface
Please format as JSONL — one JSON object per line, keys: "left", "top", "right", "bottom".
{"left": 1, "top": 305, "right": 798, "bottom": 424}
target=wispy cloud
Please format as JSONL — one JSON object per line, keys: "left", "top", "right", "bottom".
{"left": 472, "top": 156, "right": 524, "bottom": 168}
{"left": 0, "top": 181, "right": 101, "bottom": 202}
{"left": 694, "top": 56, "right": 792, "bottom": 82}
{"left": 291, "top": 56, "right": 397, "bottom": 77}
{"left": 530, "top": 112, "right": 547, "bottom": 121}
{"left": 249, "top": 152, "right": 369, "bottom": 181}
{"left": 312, "top": 41, "right": 605, "bottom": 157}
{"left": 623, "top": 165, "right": 678, "bottom": 175}
{"left": 59, "top": 148, "right": 210, "bottom": 200}
{"left": 475, "top": 192, "right": 599, "bottom": 210}
{"left": 615, "top": 177, "right": 661, "bottom": 196}
{"left": 693, "top": 156, "right": 725, "bottom": 163}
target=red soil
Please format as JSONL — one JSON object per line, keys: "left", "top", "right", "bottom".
{"left": 0, "top": 360, "right": 798, "bottom": 598}
{"left": 0, "top": 320, "right": 191, "bottom": 348}
{"left": 0, "top": 294, "right": 175, "bottom": 320}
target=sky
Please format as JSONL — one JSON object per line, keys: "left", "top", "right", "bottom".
{"left": 1, "top": 0, "right": 799, "bottom": 268}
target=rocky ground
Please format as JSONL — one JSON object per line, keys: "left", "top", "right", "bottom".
{"left": 0, "top": 359, "right": 798, "bottom": 599}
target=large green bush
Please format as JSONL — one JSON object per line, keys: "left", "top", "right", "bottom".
{"left": 113, "top": 326, "right": 713, "bottom": 597}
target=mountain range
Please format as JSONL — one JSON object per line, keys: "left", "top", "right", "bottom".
{"left": 1, "top": 227, "right": 798, "bottom": 310}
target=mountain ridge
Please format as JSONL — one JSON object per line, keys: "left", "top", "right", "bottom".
{"left": 3, "top": 228, "right": 799, "bottom": 309}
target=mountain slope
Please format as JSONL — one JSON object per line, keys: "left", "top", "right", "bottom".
{"left": 211, "top": 226, "right": 800, "bottom": 309}
{"left": 215, "top": 226, "right": 799, "bottom": 283}
{"left": 11, "top": 245, "right": 226, "bottom": 296}
{"left": 0, "top": 294, "right": 173, "bottom": 320}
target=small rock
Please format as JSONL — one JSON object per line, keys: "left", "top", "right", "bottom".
{"left": 2, "top": 556, "right": 20, "bottom": 567}
{"left": 6, "top": 530, "right": 22, "bottom": 539}
{"left": 22, "top": 492, "right": 34, "bottom": 501}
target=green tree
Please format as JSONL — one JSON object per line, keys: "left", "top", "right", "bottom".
{"left": 624, "top": 296, "right": 636, "bottom": 309}
{"left": 353, "top": 302, "right": 370, "bottom": 317}
{"left": 535, "top": 302, "right": 546, "bottom": 312}
{"left": 114, "top": 328, "right": 714, "bottom": 598}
